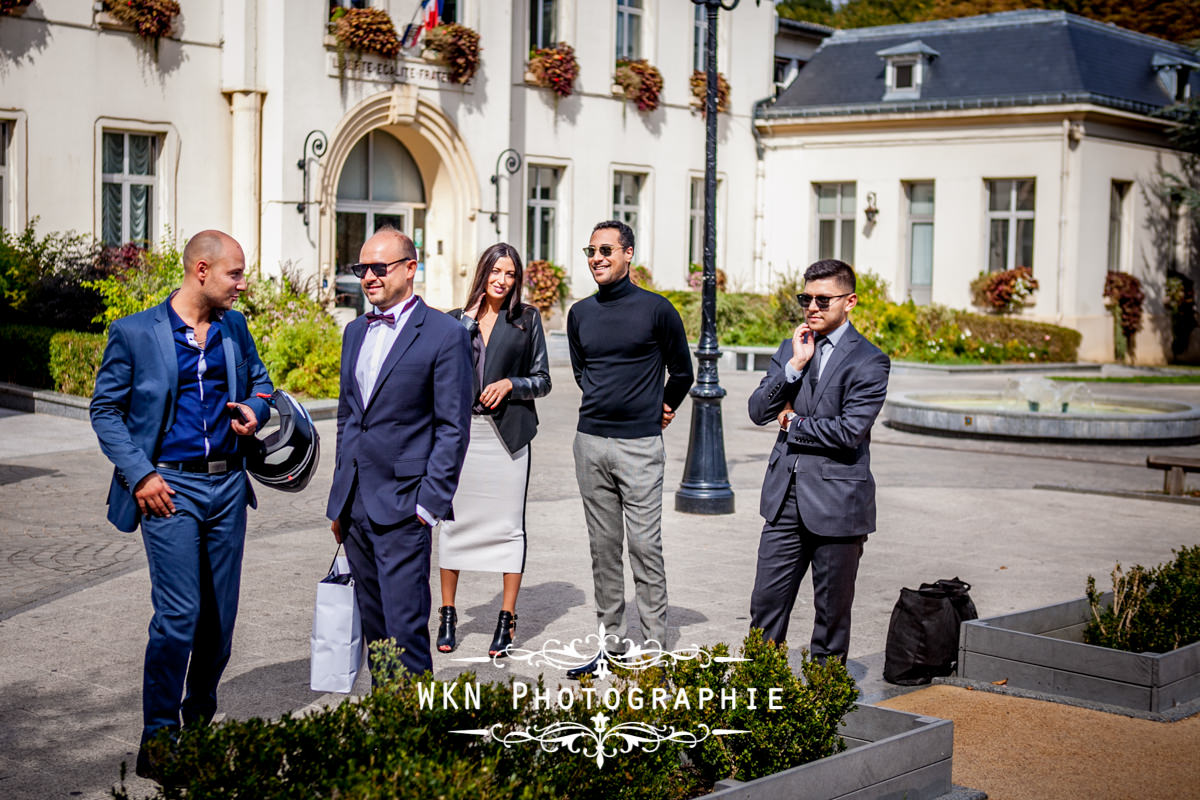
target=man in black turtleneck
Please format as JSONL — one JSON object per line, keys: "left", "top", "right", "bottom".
{"left": 565, "top": 220, "right": 693, "bottom": 678}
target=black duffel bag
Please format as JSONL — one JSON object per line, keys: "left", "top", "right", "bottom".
{"left": 883, "top": 577, "right": 978, "bottom": 686}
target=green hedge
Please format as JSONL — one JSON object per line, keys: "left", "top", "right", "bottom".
{"left": 48, "top": 330, "right": 106, "bottom": 397}
{"left": 114, "top": 631, "right": 858, "bottom": 800}
{"left": 0, "top": 324, "right": 107, "bottom": 396}
{"left": 658, "top": 272, "right": 1082, "bottom": 364}
{"left": 0, "top": 324, "right": 58, "bottom": 388}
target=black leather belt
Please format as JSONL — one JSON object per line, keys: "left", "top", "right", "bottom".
{"left": 155, "top": 458, "right": 242, "bottom": 475}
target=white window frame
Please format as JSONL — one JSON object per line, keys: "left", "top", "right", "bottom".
{"left": 94, "top": 119, "right": 175, "bottom": 248}
{"left": 692, "top": 5, "right": 705, "bottom": 73}
{"left": 985, "top": 178, "right": 1036, "bottom": 273}
{"left": 613, "top": 170, "right": 644, "bottom": 240}
{"left": 813, "top": 181, "right": 856, "bottom": 264}
{"left": 0, "top": 120, "right": 9, "bottom": 233}
{"left": 609, "top": 165, "right": 652, "bottom": 265}
{"left": 615, "top": 0, "right": 643, "bottom": 62}
{"left": 1107, "top": 179, "right": 1131, "bottom": 273}
{"left": 904, "top": 181, "right": 935, "bottom": 305}
{"left": 526, "top": 164, "right": 561, "bottom": 264}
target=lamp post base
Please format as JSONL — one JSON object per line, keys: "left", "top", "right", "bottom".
{"left": 675, "top": 391, "right": 734, "bottom": 515}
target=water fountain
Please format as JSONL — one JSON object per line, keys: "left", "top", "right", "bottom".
{"left": 884, "top": 376, "right": 1200, "bottom": 443}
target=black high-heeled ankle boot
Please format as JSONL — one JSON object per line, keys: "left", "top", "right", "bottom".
{"left": 488, "top": 610, "right": 517, "bottom": 657}
{"left": 436, "top": 606, "right": 457, "bottom": 653}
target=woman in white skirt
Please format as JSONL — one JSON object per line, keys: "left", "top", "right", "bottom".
{"left": 438, "top": 243, "right": 551, "bottom": 656}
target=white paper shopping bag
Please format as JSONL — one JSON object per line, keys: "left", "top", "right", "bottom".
{"left": 309, "top": 548, "right": 363, "bottom": 693}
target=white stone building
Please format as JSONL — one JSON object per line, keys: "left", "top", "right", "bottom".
{"left": 0, "top": 0, "right": 775, "bottom": 319}
{"left": 755, "top": 10, "right": 1200, "bottom": 364}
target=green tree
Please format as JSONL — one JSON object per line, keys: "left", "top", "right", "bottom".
{"left": 920, "top": 0, "right": 1200, "bottom": 44}
{"left": 776, "top": 0, "right": 835, "bottom": 25}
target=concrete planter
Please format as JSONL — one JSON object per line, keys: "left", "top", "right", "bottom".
{"left": 707, "top": 703, "right": 955, "bottom": 800}
{"left": 958, "top": 594, "right": 1200, "bottom": 714}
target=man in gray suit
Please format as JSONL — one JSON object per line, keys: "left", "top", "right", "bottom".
{"left": 747, "top": 259, "right": 890, "bottom": 663}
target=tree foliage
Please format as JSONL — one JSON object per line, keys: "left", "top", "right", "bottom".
{"left": 778, "top": 0, "right": 1200, "bottom": 44}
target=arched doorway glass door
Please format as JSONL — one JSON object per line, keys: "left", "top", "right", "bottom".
{"left": 334, "top": 130, "right": 427, "bottom": 313}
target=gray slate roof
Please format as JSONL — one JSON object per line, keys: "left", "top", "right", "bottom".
{"left": 765, "top": 10, "right": 1200, "bottom": 119}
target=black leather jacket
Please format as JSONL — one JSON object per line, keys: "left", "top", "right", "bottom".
{"left": 450, "top": 304, "right": 551, "bottom": 453}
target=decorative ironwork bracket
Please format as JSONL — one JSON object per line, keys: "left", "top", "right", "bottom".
{"left": 297, "top": 130, "right": 328, "bottom": 229}
{"left": 487, "top": 148, "right": 522, "bottom": 236}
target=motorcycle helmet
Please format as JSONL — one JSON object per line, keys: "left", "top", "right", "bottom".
{"left": 246, "top": 389, "right": 320, "bottom": 492}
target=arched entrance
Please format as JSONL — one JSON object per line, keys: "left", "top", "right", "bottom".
{"left": 316, "top": 87, "right": 480, "bottom": 313}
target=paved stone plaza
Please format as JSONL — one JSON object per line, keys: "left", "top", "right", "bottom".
{"left": 1, "top": 362, "right": 1197, "bottom": 799}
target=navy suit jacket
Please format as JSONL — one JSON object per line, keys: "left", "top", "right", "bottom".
{"left": 748, "top": 322, "right": 891, "bottom": 536}
{"left": 326, "top": 298, "right": 473, "bottom": 527}
{"left": 90, "top": 298, "right": 274, "bottom": 533}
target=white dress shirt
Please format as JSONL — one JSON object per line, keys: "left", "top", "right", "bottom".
{"left": 784, "top": 319, "right": 849, "bottom": 384}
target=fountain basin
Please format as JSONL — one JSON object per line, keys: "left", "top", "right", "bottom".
{"left": 884, "top": 392, "right": 1200, "bottom": 444}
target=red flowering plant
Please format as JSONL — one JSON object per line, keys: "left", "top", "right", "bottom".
{"left": 0, "top": 0, "right": 33, "bottom": 16}
{"left": 525, "top": 260, "right": 569, "bottom": 315}
{"left": 614, "top": 59, "right": 664, "bottom": 113}
{"left": 689, "top": 70, "right": 730, "bottom": 115}
{"left": 424, "top": 22, "right": 481, "bottom": 84}
{"left": 334, "top": 7, "right": 401, "bottom": 59}
{"left": 970, "top": 266, "right": 1038, "bottom": 314}
{"left": 528, "top": 42, "right": 579, "bottom": 98}
{"left": 1104, "top": 270, "right": 1144, "bottom": 356}
{"left": 103, "top": 0, "right": 180, "bottom": 40}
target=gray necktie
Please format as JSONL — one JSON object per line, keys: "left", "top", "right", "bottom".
{"left": 816, "top": 338, "right": 833, "bottom": 381}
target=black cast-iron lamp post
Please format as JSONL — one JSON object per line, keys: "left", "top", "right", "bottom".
{"left": 677, "top": 0, "right": 757, "bottom": 515}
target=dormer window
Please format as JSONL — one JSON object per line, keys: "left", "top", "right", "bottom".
{"left": 876, "top": 40, "right": 939, "bottom": 101}
{"left": 1153, "top": 52, "right": 1197, "bottom": 102}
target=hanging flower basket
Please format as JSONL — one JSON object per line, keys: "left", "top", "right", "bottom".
{"left": 0, "top": 0, "right": 32, "bottom": 16}
{"left": 614, "top": 59, "right": 663, "bottom": 113}
{"left": 102, "top": 0, "right": 180, "bottom": 40}
{"left": 334, "top": 7, "right": 401, "bottom": 59}
{"left": 423, "top": 22, "right": 481, "bottom": 84}
{"left": 690, "top": 69, "right": 730, "bottom": 115}
{"left": 528, "top": 42, "right": 579, "bottom": 98}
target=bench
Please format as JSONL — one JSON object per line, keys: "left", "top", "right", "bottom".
{"left": 1146, "top": 455, "right": 1200, "bottom": 496}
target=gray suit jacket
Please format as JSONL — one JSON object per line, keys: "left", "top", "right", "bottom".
{"left": 747, "top": 322, "right": 890, "bottom": 536}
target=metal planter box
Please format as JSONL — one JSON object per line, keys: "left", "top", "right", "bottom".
{"left": 958, "top": 594, "right": 1200, "bottom": 714}
{"left": 706, "top": 703, "right": 953, "bottom": 800}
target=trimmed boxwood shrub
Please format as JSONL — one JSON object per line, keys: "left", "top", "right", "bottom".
{"left": 48, "top": 331, "right": 106, "bottom": 397}
{"left": 113, "top": 631, "right": 857, "bottom": 800}
{"left": 1085, "top": 545, "right": 1200, "bottom": 653}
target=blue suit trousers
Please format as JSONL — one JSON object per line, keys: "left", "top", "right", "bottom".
{"left": 340, "top": 480, "right": 433, "bottom": 677}
{"left": 139, "top": 468, "right": 247, "bottom": 742}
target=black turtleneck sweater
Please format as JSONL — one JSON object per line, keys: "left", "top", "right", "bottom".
{"left": 567, "top": 274, "right": 694, "bottom": 438}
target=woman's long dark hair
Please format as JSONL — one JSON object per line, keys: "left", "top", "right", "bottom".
{"left": 463, "top": 242, "right": 526, "bottom": 326}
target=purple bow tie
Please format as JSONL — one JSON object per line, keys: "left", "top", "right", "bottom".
{"left": 366, "top": 311, "right": 395, "bottom": 325}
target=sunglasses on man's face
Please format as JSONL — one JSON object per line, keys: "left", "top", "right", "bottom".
{"left": 582, "top": 245, "right": 625, "bottom": 258}
{"left": 796, "top": 292, "right": 852, "bottom": 310}
{"left": 348, "top": 258, "right": 412, "bottom": 279}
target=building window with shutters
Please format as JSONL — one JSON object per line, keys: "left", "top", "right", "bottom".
{"left": 814, "top": 182, "right": 855, "bottom": 264}
{"left": 101, "top": 131, "right": 158, "bottom": 246}
{"left": 985, "top": 178, "right": 1035, "bottom": 272}
{"left": 526, "top": 165, "right": 560, "bottom": 263}
{"left": 0, "top": 121, "right": 8, "bottom": 232}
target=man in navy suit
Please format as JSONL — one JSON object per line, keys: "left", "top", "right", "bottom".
{"left": 747, "top": 259, "right": 890, "bottom": 664}
{"left": 90, "top": 230, "right": 273, "bottom": 781}
{"left": 327, "top": 226, "right": 472, "bottom": 676}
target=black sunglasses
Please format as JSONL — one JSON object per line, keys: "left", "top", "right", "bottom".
{"left": 797, "top": 292, "right": 852, "bottom": 310}
{"left": 348, "top": 258, "right": 412, "bottom": 278}
{"left": 582, "top": 245, "right": 625, "bottom": 258}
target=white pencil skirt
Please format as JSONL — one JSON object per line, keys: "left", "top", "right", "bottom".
{"left": 437, "top": 415, "right": 530, "bottom": 573}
